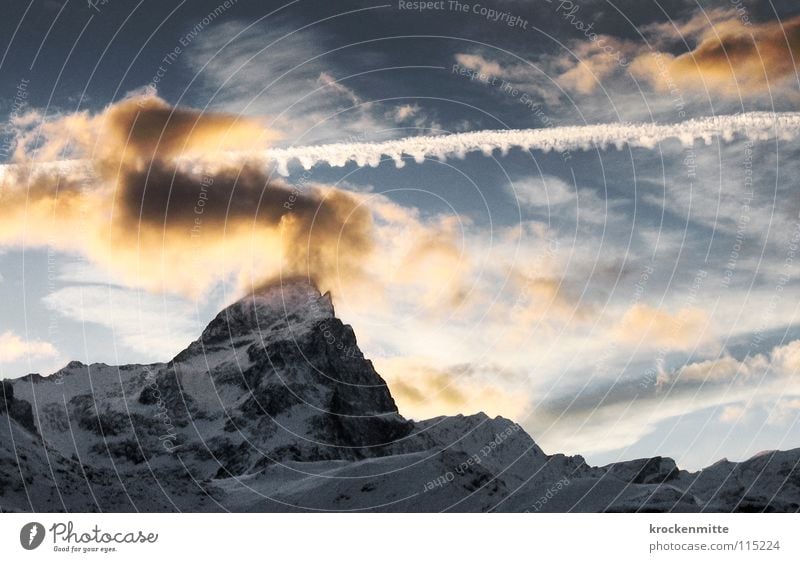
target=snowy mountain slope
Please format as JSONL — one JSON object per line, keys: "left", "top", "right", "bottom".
{"left": 1, "top": 279, "right": 798, "bottom": 512}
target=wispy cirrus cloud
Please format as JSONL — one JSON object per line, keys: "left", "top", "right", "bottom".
{"left": 184, "top": 20, "right": 421, "bottom": 144}
{"left": 375, "top": 356, "right": 528, "bottom": 421}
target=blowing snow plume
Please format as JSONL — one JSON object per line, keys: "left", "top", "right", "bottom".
{"left": 263, "top": 111, "right": 800, "bottom": 175}
{"left": 0, "top": 94, "right": 374, "bottom": 297}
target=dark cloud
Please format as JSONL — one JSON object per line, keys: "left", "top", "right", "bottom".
{"left": 2, "top": 94, "right": 375, "bottom": 295}
{"left": 632, "top": 14, "right": 800, "bottom": 96}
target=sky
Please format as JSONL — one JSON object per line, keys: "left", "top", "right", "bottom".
{"left": 1, "top": 0, "right": 800, "bottom": 470}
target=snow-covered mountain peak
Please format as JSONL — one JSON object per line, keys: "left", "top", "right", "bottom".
{"left": 200, "top": 277, "right": 333, "bottom": 345}
{"left": 3, "top": 279, "right": 799, "bottom": 513}
{"left": 249, "top": 277, "right": 333, "bottom": 319}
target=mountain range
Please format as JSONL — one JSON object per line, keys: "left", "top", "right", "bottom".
{"left": 1, "top": 279, "right": 798, "bottom": 512}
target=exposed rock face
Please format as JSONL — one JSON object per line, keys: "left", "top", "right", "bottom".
{"left": 605, "top": 456, "right": 683, "bottom": 485}
{"left": 0, "top": 380, "right": 36, "bottom": 434}
{"left": 1, "top": 279, "right": 798, "bottom": 512}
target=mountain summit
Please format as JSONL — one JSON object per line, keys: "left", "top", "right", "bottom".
{"left": 1, "top": 280, "right": 799, "bottom": 512}
{"left": 198, "top": 278, "right": 334, "bottom": 345}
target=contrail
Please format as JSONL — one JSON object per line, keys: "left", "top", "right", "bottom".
{"left": 2, "top": 112, "right": 799, "bottom": 180}
{"left": 263, "top": 111, "right": 800, "bottom": 175}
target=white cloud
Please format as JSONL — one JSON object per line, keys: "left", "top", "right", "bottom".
{"left": 389, "top": 103, "right": 420, "bottom": 123}
{"left": 56, "top": 261, "right": 124, "bottom": 285}
{"left": 510, "top": 175, "right": 576, "bottom": 208}
{"left": 662, "top": 339, "right": 800, "bottom": 387}
{"left": 533, "top": 377, "right": 799, "bottom": 458}
{"left": 530, "top": 336, "right": 800, "bottom": 457}
{"left": 454, "top": 53, "right": 505, "bottom": 78}
{"left": 376, "top": 356, "right": 528, "bottom": 421}
{"left": 719, "top": 403, "right": 748, "bottom": 424}
{"left": 317, "top": 71, "right": 364, "bottom": 107}
{"left": 42, "top": 285, "right": 202, "bottom": 360}
{"left": 0, "top": 331, "right": 57, "bottom": 363}
{"left": 766, "top": 398, "right": 800, "bottom": 426}
{"left": 453, "top": 52, "right": 561, "bottom": 106}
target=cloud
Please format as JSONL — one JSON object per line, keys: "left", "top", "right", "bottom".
{"left": 520, "top": 8, "right": 799, "bottom": 102}
{"left": 1, "top": 93, "right": 485, "bottom": 335}
{"left": 375, "top": 356, "right": 528, "bottom": 421}
{"left": 0, "top": 331, "right": 57, "bottom": 363}
{"left": 531, "top": 381, "right": 764, "bottom": 458}
{"left": 453, "top": 52, "right": 562, "bottom": 106}
{"left": 317, "top": 71, "right": 364, "bottom": 108}
{"left": 498, "top": 268, "right": 589, "bottom": 333}
{"left": 1, "top": 93, "right": 376, "bottom": 297}
{"left": 631, "top": 13, "right": 800, "bottom": 97}
{"left": 183, "top": 21, "right": 395, "bottom": 145}
{"left": 384, "top": 103, "right": 443, "bottom": 134}
{"left": 530, "top": 341, "right": 800, "bottom": 457}
{"left": 771, "top": 339, "right": 800, "bottom": 371}
{"left": 719, "top": 403, "right": 748, "bottom": 423}
{"left": 638, "top": 8, "right": 739, "bottom": 48}
{"left": 553, "top": 36, "right": 638, "bottom": 95}
{"left": 766, "top": 398, "right": 800, "bottom": 426}
{"left": 379, "top": 212, "right": 472, "bottom": 309}
{"left": 454, "top": 53, "right": 505, "bottom": 78}
{"left": 9, "top": 94, "right": 275, "bottom": 166}
{"left": 614, "top": 303, "right": 712, "bottom": 351}
{"left": 42, "top": 285, "right": 199, "bottom": 359}
{"left": 389, "top": 104, "right": 420, "bottom": 124}
{"left": 509, "top": 174, "right": 629, "bottom": 231}
{"left": 510, "top": 175, "right": 576, "bottom": 208}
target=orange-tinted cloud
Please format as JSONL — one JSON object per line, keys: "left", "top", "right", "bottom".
{"left": 375, "top": 356, "right": 528, "bottom": 420}
{"left": 1, "top": 93, "right": 374, "bottom": 297}
{"left": 631, "top": 14, "right": 800, "bottom": 97}
{"left": 491, "top": 264, "right": 592, "bottom": 340}
{"left": 614, "top": 303, "right": 711, "bottom": 351}
{"left": 0, "top": 331, "right": 57, "bottom": 363}
{"left": 12, "top": 95, "right": 275, "bottom": 166}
